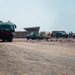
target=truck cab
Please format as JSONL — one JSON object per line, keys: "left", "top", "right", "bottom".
{"left": 0, "top": 21, "right": 16, "bottom": 42}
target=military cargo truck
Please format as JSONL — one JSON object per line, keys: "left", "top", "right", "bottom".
{"left": 51, "top": 31, "right": 68, "bottom": 38}
{"left": 26, "top": 32, "right": 49, "bottom": 41}
{"left": 0, "top": 21, "right": 16, "bottom": 42}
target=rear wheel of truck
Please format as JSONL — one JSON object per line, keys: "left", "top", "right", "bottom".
{"left": 7, "top": 37, "right": 13, "bottom": 42}
{"left": 46, "top": 38, "right": 48, "bottom": 41}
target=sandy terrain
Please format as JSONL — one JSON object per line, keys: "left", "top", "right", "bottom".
{"left": 0, "top": 38, "right": 75, "bottom": 75}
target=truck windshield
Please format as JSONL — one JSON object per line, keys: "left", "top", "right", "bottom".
{"left": 0, "top": 24, "right": 15, "bottom": 32}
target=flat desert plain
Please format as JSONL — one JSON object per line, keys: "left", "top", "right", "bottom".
{"left": 0, "top": 38, "right": 75, "bottom": 75}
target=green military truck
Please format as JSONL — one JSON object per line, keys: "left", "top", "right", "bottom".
{"left": 26, "top": 32, "right": 49, "bottom": 41}
{"left": 0, "top": 21, "right": 17, "bottom": 42}
{"left": 51, "top": 31, "right": 68, "bottom": 38}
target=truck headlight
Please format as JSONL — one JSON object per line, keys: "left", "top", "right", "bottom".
{"left": 12, "top": 32, "right": 15, "bottom": 35}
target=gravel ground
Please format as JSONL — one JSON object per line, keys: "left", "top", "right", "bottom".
{"left": 0, "top": 38, "right": 75, "bottom": 75}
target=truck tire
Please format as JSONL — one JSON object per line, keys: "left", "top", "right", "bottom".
{"left": 2, "top": 39, "right": 5, "bottom": 42}
{"left": 46, "top": 38, "right": 48, "bottom": 41}
{"left": 7, "top": 37, "right": 13, "bottom": 42}
{"left": 27, "top": 37, "right": 29, "bottom": 40}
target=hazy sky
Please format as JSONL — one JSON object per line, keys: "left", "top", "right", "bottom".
{"left": 0, "top": 0, "right": 75, "bottom": 32}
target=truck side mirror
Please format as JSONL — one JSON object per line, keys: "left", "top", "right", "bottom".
{"left": 14, "top": 25, "right": 17, "bottom": 28}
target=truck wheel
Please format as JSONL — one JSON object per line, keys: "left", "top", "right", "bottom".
{"left": 7, "top": 37, "right": 13, "bottom": 42}
{"left": 2, "top": 39, "right": 5, "bottom": 42}
{"left": 27, "top": 38, "right": 29, "bottom": 40}
{"left": 46, "top": 38, "right": 48, "bottom": 41}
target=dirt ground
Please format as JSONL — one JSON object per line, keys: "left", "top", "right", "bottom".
{"left": 0, "top": 38, "right": 75, "bottom": 75}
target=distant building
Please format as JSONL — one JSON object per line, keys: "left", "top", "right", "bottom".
{"left": 24, "top": 26, "right": 40, "bottom": 32}
{"left": 14, "top": 31, "right": 28, "bottom": 38}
